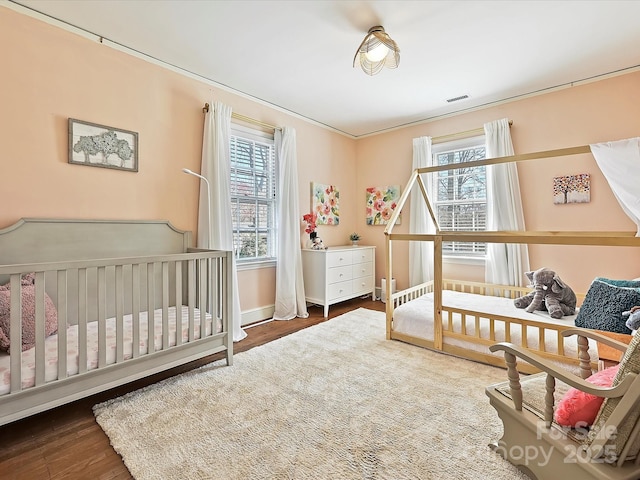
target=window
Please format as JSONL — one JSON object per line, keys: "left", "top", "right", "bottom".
{"left": 432, "top": 135, "right": 486, "bottom": 256}
{"left": 229, "top": 125, "right": 277, "bottom": 264}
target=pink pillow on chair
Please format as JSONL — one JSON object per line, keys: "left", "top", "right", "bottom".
{"left": 554, "top": 364, "right": 620, "bottom": 427}
{"left": 0, "top": 273, "right": 58, "bottom": 353}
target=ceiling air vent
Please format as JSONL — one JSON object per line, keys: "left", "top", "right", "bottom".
{"left": 446, "top": 94, "right": 469, "bottom": 103}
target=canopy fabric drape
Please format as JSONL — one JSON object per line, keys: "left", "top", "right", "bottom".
{"left": 590, "top": 137, "right": 640, "bottom": 236}
{"left": 409, "top": 136, "right": 435, "bottom": 286}
{"left": 272, "top": 127, "right": 309, "bottom": 320}
{"left": 484, "top": 118, "right": 530, "bottom": 287}
{"left": 200, "top": 100, "right": 247, "bottom": 342}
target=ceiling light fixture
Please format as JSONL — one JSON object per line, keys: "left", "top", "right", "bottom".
{"left": 353, "top": 26, "right": 400, "bottom": 76}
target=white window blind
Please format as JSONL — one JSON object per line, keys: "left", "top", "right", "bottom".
{"left": 230, "top": 125, "right": 277, "bottom": 263}
{"left": 432, "top": 135, "right": 487, "bottom": 256}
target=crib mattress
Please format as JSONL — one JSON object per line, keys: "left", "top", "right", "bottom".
{"left": 393, "top": 290, "right": 598, "bottom": 365}
{"left": 0, "top": 306, "right": 218, "bottom": 395}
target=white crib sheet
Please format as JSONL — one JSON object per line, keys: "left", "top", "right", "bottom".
{"left": 393, "top": 290, "right": 598, "bottom": 366}
{"left": 0, "top": 306, "right": 218, "bottom": 395}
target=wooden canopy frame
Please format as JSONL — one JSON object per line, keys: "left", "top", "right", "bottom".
{"left": 383, "top": 143, "right": 640, "bottom": 349}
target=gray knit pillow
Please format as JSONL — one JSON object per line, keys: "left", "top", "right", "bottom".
{"left": 575, "top": 280, "right": 640, "bottom": 334}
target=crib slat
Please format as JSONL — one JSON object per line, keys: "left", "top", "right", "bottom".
{"left": 78, "top": 268, "right": 88, "bottom": 374}
{"left": 212, "top": 257, "right": 219, "bottom": 323}
{"left": 9, "top": 275, "right": 22, "bottom": 392}
{"left": 188, "top": 259, "right": 195, "bottom": 342}
{"left": 57, "top": 270, "right": 68, "bottom": 380}
{"left": 521, "top": 323, "right": 528, "bottom": 349}
{"left": 34, "top": 271, "right": 46, "bottom": 386}
{"left": 199, "top": 258, "right": 207, "bottom": 339}
{"left": 162, "top": 261, "right": 169, "bottom": 349}
{"left": 175, "top": 261, "right": 183, "bottom": 346}
{"left": 115, "top": 265, "right": 124, "bottom": 363}
{"left": 132, "top": 263, "right": 141, "bottom": 358}
{"left": 147, "top": 263, "right": 155, "bottom": 354}
{"left": 98, "top": 267, "right": 107, "bottom": 368}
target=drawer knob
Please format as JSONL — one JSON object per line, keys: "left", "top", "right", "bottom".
{"left": 339, "top": 273, "right": 343, "bottom": 277}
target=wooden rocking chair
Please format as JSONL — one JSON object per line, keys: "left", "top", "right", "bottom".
{"left": 486, "top": 328, "right": 640, "bottom": 480}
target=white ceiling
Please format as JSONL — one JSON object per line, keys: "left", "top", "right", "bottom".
{"left": 11, "top": 0, "right": 640, "bottom": 137}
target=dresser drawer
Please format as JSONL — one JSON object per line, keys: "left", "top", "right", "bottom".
{"left": 352, "top": 275, "right": 374, "bottom": 295}
{"left": 327, "top": 265, "right": 352, "bottom": 284}
{"left": 328, "top": 280, "right": 352, "bottom": 300}
{"left": 352, "top": 261, "right": 372, "bottom": 279}
{"left": 327, "top": 250, "right": 353, "bottom": 268}
{"left": 352, "top": 248, "right": 373, "bottom": 264}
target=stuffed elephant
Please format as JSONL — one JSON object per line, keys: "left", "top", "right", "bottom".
{"left": 514, "top": 267, "right": 577, "bottom": 319}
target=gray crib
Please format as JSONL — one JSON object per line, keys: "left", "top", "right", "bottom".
{"left": 0, "top": 218, "right": 232, "bottom": 426}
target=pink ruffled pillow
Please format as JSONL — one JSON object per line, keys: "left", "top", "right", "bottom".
{"left": 554, "top": 364, "right": 620, "bottom": 427}
{"left": 0, "top": 273, "right": 58, "bottom": 353}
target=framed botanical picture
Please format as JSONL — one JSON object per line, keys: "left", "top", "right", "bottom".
{"left": 311, "top": 182, "right": 339, "bottom": 225}
{"left": 553, "top": 173, "right": 590, "bottom": 204}
{"left": 68, "top": 118, "right": 138, "bottom": 172}
{"left": 366, "top": 185, "right": 401, "bottom": 225}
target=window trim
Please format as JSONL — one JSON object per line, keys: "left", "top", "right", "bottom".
{"left": 229, "top": 123, "right": 277, "bottom": 266}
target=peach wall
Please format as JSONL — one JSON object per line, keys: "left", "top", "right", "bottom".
{"left": 0, "top": 7, "right": 356, "bottom": 315}
{"left": 357, "top": 72, "right": 640, "bottom": 294}
{"left": 4, "top": 5, "right": 640, "bottom": 314}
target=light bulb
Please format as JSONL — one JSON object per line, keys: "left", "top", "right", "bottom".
{"left": 364, "top": 42, "right": 389, "bottom": 62}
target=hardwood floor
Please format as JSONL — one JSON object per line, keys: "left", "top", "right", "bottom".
{"left": 0, "top": 298, "right": 385, "bottom": 480}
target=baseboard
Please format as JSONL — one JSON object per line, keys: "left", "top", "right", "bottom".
{"left": 241, "top": 304, "right": 275, "bottom": 326}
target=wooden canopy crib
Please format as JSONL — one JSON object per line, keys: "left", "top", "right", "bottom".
{"left": 0, "top": 218, "right": 232, "bottom": 426}
{"left": 383, "top": 143, "right": 640, "bottom": 374}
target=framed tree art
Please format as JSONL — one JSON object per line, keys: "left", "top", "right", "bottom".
{"left": 553, "top": 173, "right": 590, "bottom": 204}
{"left": 68, "top": 118, "right": 139, "bottom": 172}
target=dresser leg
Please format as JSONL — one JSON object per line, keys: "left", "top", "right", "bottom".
{"left": 324, "top": 305, "right": 329, "bottom": 317}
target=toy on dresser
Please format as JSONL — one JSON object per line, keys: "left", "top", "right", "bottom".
{"left": 311, "top": 235, "right": 327, "bottom": 250}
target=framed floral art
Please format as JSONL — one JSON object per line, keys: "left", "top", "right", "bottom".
{"left": 366, "top": 185, "right": 401, "bottom": 225}
{"left": 311, "top": 182, "right": 339, "bottom": 225}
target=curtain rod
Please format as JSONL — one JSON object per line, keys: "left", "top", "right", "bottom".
{"left": 202, "top": 103, "right": 280, "bottom": 131}
{"left": 432, "top": 120, "right": 513, "bottom": 144}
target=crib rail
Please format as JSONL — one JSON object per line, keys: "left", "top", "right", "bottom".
{"left": 0, "top": 249, "right": 232, "bottom": 425}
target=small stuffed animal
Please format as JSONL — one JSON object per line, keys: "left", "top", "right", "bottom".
{"left": 311, "top": 236, "right": 327, "bottom": 250}
{"left": 623, "top": 307, "right": 640, "bottom": 331}
{"left": 514, "top": 267, "right": 577, "bottom": 319}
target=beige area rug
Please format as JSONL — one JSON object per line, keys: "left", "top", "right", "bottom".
{"left": 94, "top": 308, "right": 528, "bottom": 480}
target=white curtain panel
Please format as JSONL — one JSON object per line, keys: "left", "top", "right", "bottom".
{"left": 590, "top": 137, "right": 640, "bottom": 236}
{"left": 409, "top": 136, "right": 435, "bottom": 286}
{"left": 200, "top": 100, "right": 247, "bottom": 342}
{"left": 272, "top": 127, "right": 309, "bottom": 320}
{"left": 484, "top": 118, "right": 530, "bottom": 287}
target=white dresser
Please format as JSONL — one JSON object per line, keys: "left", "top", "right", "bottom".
{"left": 301, "top": 245, "right": 375, "bottom": 317}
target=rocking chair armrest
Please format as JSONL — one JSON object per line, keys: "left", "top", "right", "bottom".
{"left": 562, "top": 328, "right": 630, "bottom": 352}
{"left": 490, "top": 342, "right": 635, "bottom": 398}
